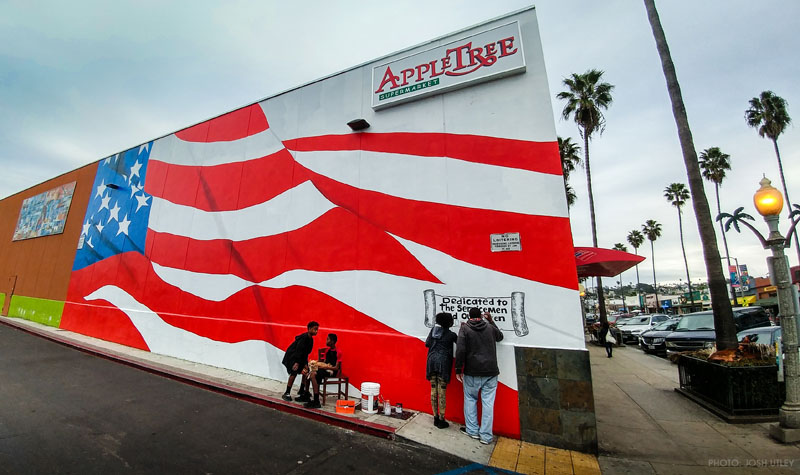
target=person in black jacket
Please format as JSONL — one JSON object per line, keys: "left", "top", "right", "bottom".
{"left": 425, "top": 312, "right": 458, "bottom": 429}
{"left": 281, "top": 321, "right": 319, "bottom": 401}
{"left": 455, "top": 307, "right": 503, "bottom": 445}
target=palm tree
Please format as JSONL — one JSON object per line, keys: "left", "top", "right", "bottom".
{"left": 642, "top": 220, "right": 661, "bottom": 312}
{"left": 612, "top": 243, "right": 628, "bottom": 312}
{"left": 558, "top": 136, "right": 582, "bottom": 208}
{"left": 664, "top": 183, "right": 695, "bottom": 308}
{"left": 699, "top": 147, "right": 738, "bottom": 306}
{"left": 627, "top": 229, "right": 645, "bottom": 311}
{"left": 643, "top": 0, "right": 737, "bottom": 350}
{"left": 557, "top": 70, "right": 614, "bottom": 325}
{"left": 745, "top": 91, "right": 799, "bottom": 265}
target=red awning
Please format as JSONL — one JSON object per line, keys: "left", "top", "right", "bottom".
{"left": 575, "top": 246, "right": 645, "bottom": 278}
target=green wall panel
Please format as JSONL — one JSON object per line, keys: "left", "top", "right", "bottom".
{"left": 8, "top": 295, "right": 64, "bottom": 327}
{"left": 0, "top": 293, "right": 5, "bottom": 311}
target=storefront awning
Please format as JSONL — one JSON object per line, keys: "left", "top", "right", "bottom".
{"left": 575, "top": 247, "right": 645, "bottom": 278}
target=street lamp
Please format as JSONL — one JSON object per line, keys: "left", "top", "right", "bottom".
{"left": 752, "top": 178, "right": 800, "bottom": 443}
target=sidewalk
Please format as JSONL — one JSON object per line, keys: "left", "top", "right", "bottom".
{"left": 0, "top": 316, "right": 600, "bottom": 474}
{"left": 591, "top": 342, "right": 800, "bottom": 474}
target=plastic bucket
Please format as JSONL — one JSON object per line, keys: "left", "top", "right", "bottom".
{"left": 360, "top": 382, "right": 381, "bottom": 414}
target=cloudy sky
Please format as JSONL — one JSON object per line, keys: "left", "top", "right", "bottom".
{"left": 1, "top": 0, "right": 798, "bottom": 287}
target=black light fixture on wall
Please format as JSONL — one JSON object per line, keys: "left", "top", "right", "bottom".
{"left": 347, "top": 118, "right": 370, "bottom": 131}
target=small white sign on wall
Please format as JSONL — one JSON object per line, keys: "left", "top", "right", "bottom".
{"left": 490, "top": 232, "right": 521, "bottom": 252}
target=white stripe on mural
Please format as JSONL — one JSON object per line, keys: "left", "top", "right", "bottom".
{"left": 147, "top": 180, "right": 336, "bottom": 241}
{"left": 83, "top": 285, "right": 289, "bottom": 382}
{"left": 291, "top": 149, "right": 569, "bottom": 217}
{"left": 149, "top": 129, "right": 284, "bottom": 167}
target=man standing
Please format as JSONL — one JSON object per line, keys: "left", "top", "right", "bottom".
{"left": 455, "top": 307, "right": 503, "bottom": 445}
{"left": 281, "top": 321, "right": 319, "bottom": 402}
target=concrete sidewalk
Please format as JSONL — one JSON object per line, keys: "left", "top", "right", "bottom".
{"left": 0, "top": 315, "right": 600, "bottom": 474}
{"left": 591, "top": 342, "right": 800, "bottom": 474}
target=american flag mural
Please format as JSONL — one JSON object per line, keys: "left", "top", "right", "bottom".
{"left": 60, "top": 14, "right": 582, "bottom": 438}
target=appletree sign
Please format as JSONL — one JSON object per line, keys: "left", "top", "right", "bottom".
{"left": 371, "top": 21, "right": 526, "bottom": 110}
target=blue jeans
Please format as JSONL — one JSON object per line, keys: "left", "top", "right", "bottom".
{"left": 462, "top": 374, "right": 498, "bottom": 443}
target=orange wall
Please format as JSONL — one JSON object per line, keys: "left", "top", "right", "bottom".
{"left": 0, "top": 163, "right": 97, "bottom": 301}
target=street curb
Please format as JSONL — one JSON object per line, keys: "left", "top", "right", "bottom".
{"left": 0, "top": 317, "right": 397, "bottom": 439}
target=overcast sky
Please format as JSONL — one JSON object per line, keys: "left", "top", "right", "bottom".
{"left": 1, "top": 0, "right": 798, "bottom": 287}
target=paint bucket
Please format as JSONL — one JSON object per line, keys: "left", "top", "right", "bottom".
{"left": 360, "top": 382, "right": 381, "bottom": 414}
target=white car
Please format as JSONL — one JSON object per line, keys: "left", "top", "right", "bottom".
{"left": 618, "top": 314, "right": 671, "bottom": 344}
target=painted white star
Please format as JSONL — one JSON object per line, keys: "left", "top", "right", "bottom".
{"left": 129, "top": 160, "right": 143, "bottom": 181}
{"left": 135, "top": 193, "right": 150, "bottom": 212}
{"left": 86, "top": 236, "right": 94, "bottom": 248}
{"left": 95, "top": 222, "right": 105, "bottom": 233}
{"left": 103, "top": 156, "right": 111, "bottom": 165}
{"left": 95, "top": 179, "right": 107, "bottom": 198}
{"left": 117, "top": 215, "right": 131, "bottom": 236}
{"left": 82, "top": 221, "right": 90, "bottom": 236}
{"left": 139, "top": 143, "right": 150, "bottom": 155}
{"left": 108, "top": 203, "right": 121, "bottom": 223}
{"left": 98, "top": 194, "right": 111, "bottom": 212}
{"left": 129, "top": 183, "right": 141, "bottom": 198}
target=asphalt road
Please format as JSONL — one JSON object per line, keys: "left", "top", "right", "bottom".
{"left": 0, "top": 324, "right": 479, "bottom": 474}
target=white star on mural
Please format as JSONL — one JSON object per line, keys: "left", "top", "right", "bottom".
{"left": 130, "top": 183, "right": 141, "bottom": 199}
{"left": 95, "top": 222, "right": 105, "bottom": 233}
{"left": 104, "top": 156, "right": 111, "bottom": 165}
{"left": 129, "top": 160, "right": 143, "bottom": 181}
{"left": 117, "top": 215, "right": 131, "bottom": 236}
{"left": 82, "top": 221, "right": 90, "bottom": 236}
{"left": 135, "top": 193, "right": 150, "bottom": 212}
{"left": 99, "top": 194, "right": 111, "bottom": 212}
{"left": 95, "top": 179, "right": 107, "bottom": 198}
{"left": 139, "top": 143, "right": 150, "bottom": 155}
{"left": 86, "top": 236, "right": 94, "bottom": 248}
{"left": 108, "top": 203, "right": 121, "bottom": 223}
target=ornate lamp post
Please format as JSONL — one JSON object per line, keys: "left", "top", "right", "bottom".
{"left": 719, "top": 177, "right": 800, "bottom": 442}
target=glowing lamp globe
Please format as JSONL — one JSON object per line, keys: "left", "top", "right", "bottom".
{"left": 753, "top": 177, "right": 784, "bottom": 217}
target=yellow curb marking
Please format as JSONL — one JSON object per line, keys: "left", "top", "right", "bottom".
{"left": 489, "top": 437, "right": 600, "bottom": 474}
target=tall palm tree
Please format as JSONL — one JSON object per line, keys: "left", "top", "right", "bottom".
{"left": 664, "top": 183, "right": 695, "bottom": 308}
{"left": 558, "top": 136, "right": 582, "bottom": 208}
{"left": 643, "top": 0, "right": 737, "bottom": 350}
{"left": 627, "top": 229, "right": 645, "bottom": 311}
{"left": 642, "top": 220, "right": 661, "bottom": 312}
{"left": 557, "top": 70, "right": 614, "bottom": 325}
{"left": 699, "top": 147, "right": 738, "bottom": 306}
{"left": 612, "top": 243, "right": 628, "bottom": 312}
{"left": 745, "top": 91, "right": 799, "bottom": 265}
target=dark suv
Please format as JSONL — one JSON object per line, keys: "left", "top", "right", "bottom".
{"left": 664, "top": 306, "right": 772, "bottom": 355}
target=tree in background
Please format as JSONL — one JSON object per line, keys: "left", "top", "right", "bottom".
{"left": 745, "top": 90, "right": 799, "bottom": 265}
{"left": 699, "top": 147, "right": 738, "bottom": 306}
{"left": 643, "top": 0, "right": 736, "bottom": 349}
{"left": 557, "top": 69, "right": 614, "bottom": 325}
{"left": 642, "top": 219, "right": 662, "bottom": 312}
{"left": 558, "top": 136, "right": 582, "bottom": 208}
{"left": 612, "top": 243, "right": 628, "bottom": 312}
{"left": 664, "top": 183, "right": 694, "bottom": 307}
{"left": 627, "top": 229, "right": 645, "bottom": 311}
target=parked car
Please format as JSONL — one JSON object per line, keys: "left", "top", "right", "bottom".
{"left": 638, "top": 318, "right": 680, "bottom": 354}
{"left": 665, "top": 306, "right": 772, "bottom": 355}
{"left": 737, "top": 326, "right": 781, "bottom": 346}
{"left": 617, "top": 314, "right": 670, "bottom": 344}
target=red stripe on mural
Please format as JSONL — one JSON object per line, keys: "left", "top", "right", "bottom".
{"left": 288, "top": 133, "right": 562, "bottom": 175}
{"left": 175, "top": 104, "right": 269, "bottom": 143}
{"left": 61, "top": 251, "right": 521, "bottom": 437}
{"left": 289, "top": 165, "right": 578, "bottom": 289}
{"left": 144, "top": 207, "right": 441, "bottom": 284}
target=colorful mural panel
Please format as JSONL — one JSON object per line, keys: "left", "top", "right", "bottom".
{"left": 13, "top": 182, "right": 76, "bottom": 241}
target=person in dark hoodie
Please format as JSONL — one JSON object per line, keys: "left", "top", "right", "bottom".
{"left": 281, "top": 321, "right": 319, "bottom": 402}
{"left": 455, "top": 307, "right": 503, "bottom": 445}
{"left": 425, "top": 312, "right": 458, "bottom": 429}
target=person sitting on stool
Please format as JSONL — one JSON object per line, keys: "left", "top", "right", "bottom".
{"left": 303, "top": 333, "right": 341, "bottom": 409}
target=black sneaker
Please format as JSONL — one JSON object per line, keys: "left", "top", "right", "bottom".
{"left": 437, "top": 419, "right": 449, "bottom": 429}
{"left": 460, "top": 427, "right": 479, "bottom": 439}
{"left": 304, "top": 399, "right": 321, "bottom": 409}
{"left": 295, "top": 393, "right": 312, "bottom": 403}
{"left": 281, "top": 393, "right": 292, "bottom": 402}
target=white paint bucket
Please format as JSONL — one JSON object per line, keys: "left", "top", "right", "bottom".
{"left": 360, "top": 382, "right": 380, "bottom": 414}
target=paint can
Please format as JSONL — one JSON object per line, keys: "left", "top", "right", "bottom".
{"left": 360, "top": 382, "right": 380, "bottom": 414}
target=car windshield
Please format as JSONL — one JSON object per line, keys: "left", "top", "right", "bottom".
{"left": 629, "top": 317, "right": 650, "bottom": 325}
{"left": 738, "top": 328, "right": 780, "bottom": 343}
{"left": 616, "top": 318, "right": 633, "bottom": 326}
{"left": 653, "top": 319, "right": 677, "bottom": 331}
{"left": 674, "top": 313, "right": 714, "bottom": 331}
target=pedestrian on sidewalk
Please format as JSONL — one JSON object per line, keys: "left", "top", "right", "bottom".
{"left": 599, "top": 320, "right": 613, "bottom": 358}
{"left": 455, "top": 307, "right": 503, "bottom": 445}
{"left": 425, "top": 312, "right": 457, "bottom": 429}
{"left": 281, "top": 321, "right": 319, "bottom": 401}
